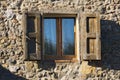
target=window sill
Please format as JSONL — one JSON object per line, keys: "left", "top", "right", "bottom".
{"left": 43, "top": 58, "right": 78, "bottom": 63}
{"left": 54, "top": 59, "right": 78, "bottom": 63}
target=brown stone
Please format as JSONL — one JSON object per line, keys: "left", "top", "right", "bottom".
{"left": 80, "top": 61, "right": 96, "bottom": 75}
{"left": 114, "top": 0, "right": 120, "bottom": 4}
{"left": 12, "top": 18, "right": 18, "bottom": 23}
{"left": 25, "top": 62, "right": 34, "bottom": 72}
{"left": 2, "top": 64, "right": 8, "bottom": 69}
{"left": 0, "top": 39, "right": 5, "bottom": 43}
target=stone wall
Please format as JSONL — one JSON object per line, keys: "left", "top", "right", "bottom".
{"left": 0, "top": 0, "right": 120, "bottom": 80}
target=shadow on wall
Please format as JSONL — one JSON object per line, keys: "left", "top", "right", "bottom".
{"left": 37, "top": 61, "right": 56, "bottom": 71}
{"left": 89, "top": 20, "right": 120, "bottom": 70}
{"left": 0, "top": 65, "right": 26, "bottom": 80}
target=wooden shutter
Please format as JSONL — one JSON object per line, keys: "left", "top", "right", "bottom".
{"left": 35, "top": 14, "right": 41, "bottom": 60}
{"left": 23, "top": 13, "right": 28, "bottom": 60}
{"left": 80, "top": 13, "right": 101, "bottom": 60}
{"left": 23, "top": 13, "right": 41, "bottom": 60}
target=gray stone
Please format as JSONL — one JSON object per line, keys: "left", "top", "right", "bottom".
{"left": 9, "top": 65, "right": 20, "bottom": 73}
{"left": 98, "top": 6, "right": 106, "bottom": 14}
{"left": 5, "top": 9, "right": 15, "bottom": 20}
{"left": 8, "top": 58, "right": 16, "bottom": 65}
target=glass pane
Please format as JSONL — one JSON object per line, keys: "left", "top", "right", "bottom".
{"left": 27, "top": 16, "right": 35, "bottom": 33}
{"left": 62, "top": 18, "right": 75, "bottom": 55}
{"left": 44, "top": 18, "right": 57, "bottom": 55}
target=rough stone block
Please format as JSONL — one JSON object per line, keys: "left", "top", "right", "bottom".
{"left": 25, "top": 62, "right": 34, "bottom": 72}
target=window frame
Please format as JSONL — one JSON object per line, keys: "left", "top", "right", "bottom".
{"left": 42, "top": 14, "right": 77, "bottom": 61}
{"left": 23, "top": 11, "right": 101, "bottom": 62}
{"left": 80, "top": 13, "right": 101, "bottom": 60}
{"left": 23, "top": 12, "right": 79, "bottom": 62}
{"left": 23, "top": 13, "right": 41, "bottom": 60}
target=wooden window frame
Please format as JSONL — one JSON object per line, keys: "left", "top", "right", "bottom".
{"left": 80, "top": 13, "right": 101, "bottom": 60}
{"left": 23, "top": 12, "right": 78, "bottom": 62}
{"left": 23, "top": 13, "right": 41, "bottom": 60}
{"left": 23, "top": 11, "right": 101, "bottom": 62}
{"left": 42, "top": 14, "right": 77, "bottom": 62}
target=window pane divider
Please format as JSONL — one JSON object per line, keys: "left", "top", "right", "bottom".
{"left": 56, "top": 18, "right": 63, "bottom": 56}
{"left": 35, "top": 14, "right": 41, "bottom": 60}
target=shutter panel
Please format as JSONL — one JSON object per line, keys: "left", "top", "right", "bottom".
{"left": 23, "top": 13, "right": 41, "bottom": 60}
{"left": 80, "top": 13, "right": 101, "bottom": 60}
{"left": 23, "top": 13, "right": 28, "bottom": 60}
{"left": 35, "top": 14, "right": 41, "bottom": 60}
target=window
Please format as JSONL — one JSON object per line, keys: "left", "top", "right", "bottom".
{"left": 43, "top": 17, "right": 75, "bottom": 60}
{"left": 23, "top": 12, "right": 101, "bottom": 62}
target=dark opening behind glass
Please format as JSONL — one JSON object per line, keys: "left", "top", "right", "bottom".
{"left": 44, "top": 18, "right": 57, "bottom": 55}
{"left": 27, "top": 38, "right": 37, "bottom": 59}
{"left": 27, "top": 16, "right": 37, "bottom": 59}
{"left": 27, "top": 16, "right": 35, "bottom": 33}
{"left": 62, "top": 18, "right": 75, "bottom": 55}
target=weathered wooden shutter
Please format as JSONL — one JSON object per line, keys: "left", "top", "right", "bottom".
{"left": 23, "top": 13, "right": 41, "bottom": 60}
{"left": 80, "top": 13, "right": 101, "bottom": 60}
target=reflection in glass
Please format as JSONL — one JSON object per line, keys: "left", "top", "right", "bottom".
{"left": 62, "top": 18, "right": 75, "bottom": 55}
{"left": 44, "top": 18, "right": 57, "bottom": 55}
